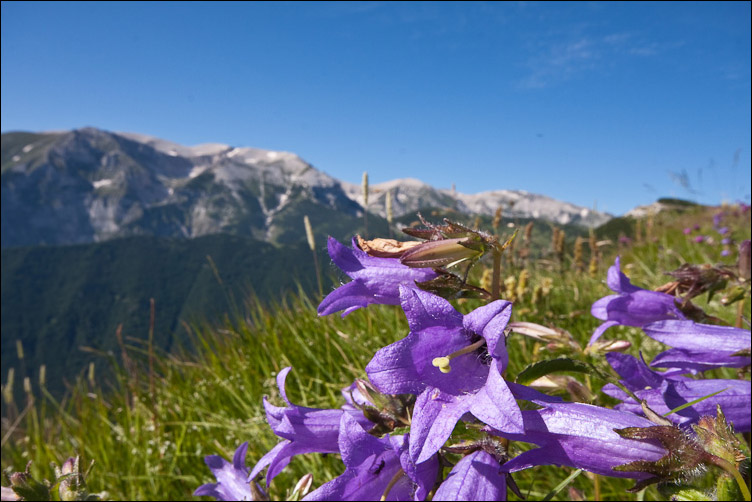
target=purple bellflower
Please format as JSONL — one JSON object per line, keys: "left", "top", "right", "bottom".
{"left": 605, "top": 352, "right": 689, "bottom": 390}
{"left": 602, "top": 353, "right": 751, "bottom": 432}
{"left": 432, "top": 450, "right": 507, "bottom": 501}
{"left": 495, "top": 402, "right": 667, "bottom": 479}
{"left": 318, "top": 237, "right": 439, "bottom": 317}
{"left": 643, "top": 320, "right": 751, "bottom": 372}
{"left": 195, "top": 442, "right": 265, "bottom": 501}
{"left": 366, "top": 286, "right": 523, "bottom": 464}
{"left": 249, "top": 367, "right": 373, "bottom": 486}
{"left": 589, "top": 256, "right": 686, "bottom": 345}
{"left": 303, "top": 413, "right": 438, "bottom": 501}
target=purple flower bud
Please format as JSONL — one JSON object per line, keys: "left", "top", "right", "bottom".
{"left": 694, "top": 235, "right": 705, "bottom": 243}
{"left": 683, "top": 227, "right": 692, "bottom": 235}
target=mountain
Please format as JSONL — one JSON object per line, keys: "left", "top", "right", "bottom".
{"left": 1, "top": 127, "right": 611, "bottom": 248}
{"left": 343, "top": 178, "right": 610, "bottom": 228}
{"left": 1, "top": 128, "right": 368, "bottom": 248}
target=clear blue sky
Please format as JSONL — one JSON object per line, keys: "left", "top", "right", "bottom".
{"left": 2, "top": 1, "right": 750, "bottom": 215}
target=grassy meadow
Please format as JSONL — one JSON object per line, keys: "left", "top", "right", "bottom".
{"left": 1, "top": 203, "right": 750, "bottom": 501}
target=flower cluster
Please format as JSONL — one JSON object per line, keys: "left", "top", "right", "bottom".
{"left": 195, "top": 220, "right": 751, "bottom": 501}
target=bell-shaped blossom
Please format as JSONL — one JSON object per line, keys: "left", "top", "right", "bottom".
{"left": 495, "top": 402, "right": 667, "bottom": 479}
{"left": 432, "top": 450, "right": 507, "bottom": 501}
{"left": 249, "top": 367, "right": 373, "bottom": 486}
{"left": 195, "top": 442, "right": 265, "bottom": 501}
{"left": 318, "top": 237, "right": 439, "bottom": 317}
{"left": 366, "top": 286, "right": 523, "bottom": 464}
{"left": 604, "top": 379, "right": 751, "bottom": 432}
{"left": 605, "top": 352, "right": 689, "bottom": 391}
{"left": 303, "top": 413, "right": 438, "bottom": 501}
{"left": 589, "top": 257, "right": 686, "bottom": 345}
{"left": 644, "top": 320, "right": 751, "bottom": 372}
{"left": 602, "top": 354, "right": 751, "bottom": 432}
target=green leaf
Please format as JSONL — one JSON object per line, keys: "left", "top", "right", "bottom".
{"left": 542, "top": 469, "right": 583, "bottom": 501}
{"left": 514, "top": 357, "right": 594, "bottom": 386}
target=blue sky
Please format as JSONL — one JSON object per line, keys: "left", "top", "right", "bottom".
{"left": 1, "top": 1, "right": 750, "bottom": 215}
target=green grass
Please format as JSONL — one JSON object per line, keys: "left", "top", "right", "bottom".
{"left": 2, "top": 203, "right": 750, "bottom": 501}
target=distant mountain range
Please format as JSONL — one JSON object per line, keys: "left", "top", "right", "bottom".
{"left": 1, "top": 127, "right": 611, "bottom": 248}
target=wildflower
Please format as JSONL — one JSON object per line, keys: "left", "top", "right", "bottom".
{"left": 694, "top": 235, "right": 705, "bottom": 243}
{"left": 432, "top": 450, "right": 507, "bottom": 501}
{"left": 249, "top": 367, "right": 373, "bottom": 486}
{"left": 589, "top": 257, "right": 686, "bottom": 345}
{"left": 303, "top": 413, "right": 438, "bottom": 501}
{"left": 366, "top": 286, "right": 523, "bottom": 464}
{"left": 602, "top": 354, "right": 751, "bottom": 432}
{"left": 195, "top": 442, "right": 265, "bottom": 501}
{"left": 496, "top": 402, "right": 667, "bottom": 479}
{"left": 644, "top": 320, "right": 751, "bottom": 372}
{"left": 318, "top": 237, "right": 438, "bottom": 317}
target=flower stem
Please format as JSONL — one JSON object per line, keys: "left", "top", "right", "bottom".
{"left": 492, "top": 248, "right": 501, "bottom": 300}
{"left": 707, "top": 454, "right": 751, "bottom": 501}
{"left": 593, "top": 473, "right": 601, "bottom": 501}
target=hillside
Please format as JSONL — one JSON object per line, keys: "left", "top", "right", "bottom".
{"left": 1, "top": 234, "right": 329, "bottom": 398}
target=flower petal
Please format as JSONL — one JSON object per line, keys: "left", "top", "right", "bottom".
{"left": 463, "top": 299, "right": 512, "bottom": 362}
{"left": 399, "top": 286, "right": 463, "bottom": 333}
{"left": 498, "top": 403, "right": 666, "bottom": 479}
{"left": 643, "top": 320, "right": 751, "bottom": 353}
{"left": 589, "top": 320, "right": 619, "bottom": 345}
{"left": 607, "top": 256, "right": 641, "bottom": 294}
{"left": 433, "top": 450, "right": 507, "bottom": 501}
{"left": 468, "top": 361, "right": 523, "bottom": 434}
{"left": 409, "top": 388, "right": 471, "bottom": 464}
{"left": 650, "top": 348, "right": 751, "bottom": 372}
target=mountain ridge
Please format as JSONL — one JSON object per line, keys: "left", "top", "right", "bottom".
{"left": 1, "top": 127, "right": 612, "bottom": 248}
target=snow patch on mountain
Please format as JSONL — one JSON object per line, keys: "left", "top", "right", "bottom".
{"left": 343, "top": 177, "right": 610, "bottom": 227}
